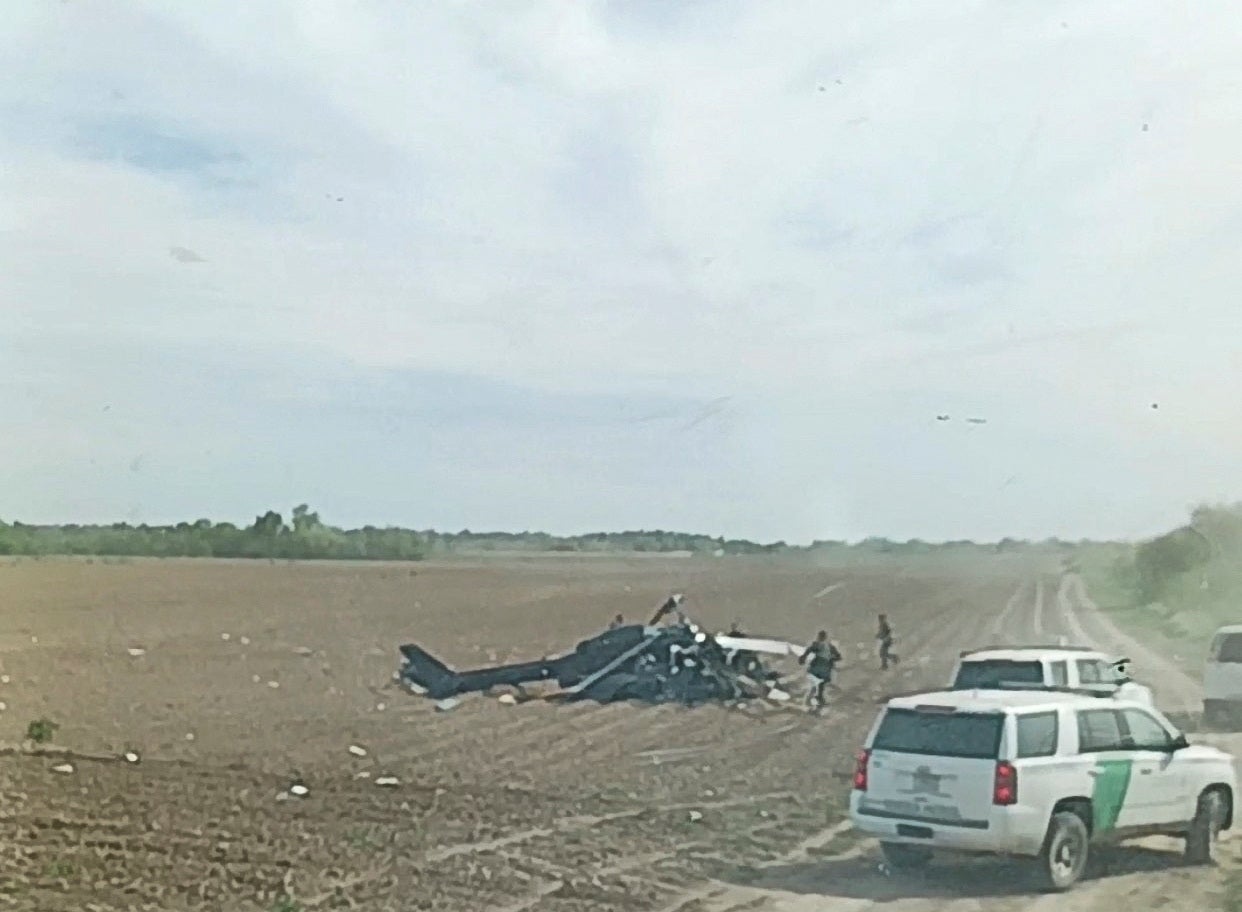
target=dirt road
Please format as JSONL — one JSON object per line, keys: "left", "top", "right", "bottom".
{"left": 0, "top": 556, "right": 1232, "bottom": 910}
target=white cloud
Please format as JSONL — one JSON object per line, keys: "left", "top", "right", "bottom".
{"left": 3, "top": 0, "right": 1242, "bottom": 540}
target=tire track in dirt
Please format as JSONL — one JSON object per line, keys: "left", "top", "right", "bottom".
{"left": 1060, "top": 574, "right": 1201, "bottom": 716}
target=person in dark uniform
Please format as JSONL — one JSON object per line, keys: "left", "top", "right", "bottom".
{"left": 799, "top": 630, "right": 842, "bottom": 710}
{"left": 877, "top": 614, "right": 899, "bottom": 670}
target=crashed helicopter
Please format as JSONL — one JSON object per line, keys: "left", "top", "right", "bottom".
{"left": 395, "top": 594, "right": 804, "bottom": 711}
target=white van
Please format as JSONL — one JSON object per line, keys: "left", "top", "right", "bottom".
{"left": 1203, "top": 625, "right": 1242, "bottom": 725}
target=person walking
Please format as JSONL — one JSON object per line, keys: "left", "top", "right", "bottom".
{"left": 877, "top": 614, "right": 899, "bottom": 670}
{"left": 799, "top": 630, "right": 842, "bottom": 711}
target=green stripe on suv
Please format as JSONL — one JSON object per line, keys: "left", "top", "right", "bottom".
{"left": 1091, "top": 759, "right": 1133, "bottom": 832}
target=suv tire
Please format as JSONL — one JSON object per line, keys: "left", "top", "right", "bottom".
{"left": 880, "top": 841, "right": 932, "bottom": 871}
{"left": 1185, "top": 789, "right": 1227, "bottom": 865}
{"left": 1037, "top": 810, "right": 1089, "bottom": 891}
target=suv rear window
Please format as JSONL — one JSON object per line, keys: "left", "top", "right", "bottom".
{"left": 872, "top": 707, "right": 1003, "bottom": 759}
{"left": 953, "top": 659, "right": 1044, "bottom": 689}
{"left": 1211, "top": 633, "right": 1242, "bottom": 663}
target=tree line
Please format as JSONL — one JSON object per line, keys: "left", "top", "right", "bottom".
{"left": 0, "top": 504, "right": 1083, "bottom": 563}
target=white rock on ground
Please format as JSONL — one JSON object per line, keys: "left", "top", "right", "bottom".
{"left": 688, "top": 810, "right": 703, "bottom": 822}
{"left": 348, "top": 745, "right": 368, "bottom": 757}
{"left": 375, "top": 776, "right": 401, "bottom": 788}
{"left": 124, "top": 751, "right": 140, "bottom": 764}
{"left": 51, "top": 763, "right": 75, "bottom": 774}
{"left": 127, "top": 647, "right": 146, "bottom": 657}
{"left": 497, "top": 693, "right": 518, "bottom": 705}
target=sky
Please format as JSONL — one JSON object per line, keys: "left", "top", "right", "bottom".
{"left": 3, "top": 1, "right": 1242, "bottom": 544}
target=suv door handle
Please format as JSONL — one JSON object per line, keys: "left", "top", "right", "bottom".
{"left": 1139, "top": 768, "right": 1153, "bottom": 775}
{"left": 1087, "top": 770, "right": 1100, "bottom": 777}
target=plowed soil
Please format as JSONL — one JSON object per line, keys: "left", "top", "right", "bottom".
{"left": 0, "top": 554, "right": 1234, "bottom": 911}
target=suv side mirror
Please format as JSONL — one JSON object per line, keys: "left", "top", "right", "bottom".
{"left": 1168, "top": 733, "right": 1190, "bottom": 751}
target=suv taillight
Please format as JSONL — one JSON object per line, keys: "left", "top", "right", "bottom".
{"left": 853, "top": 749, "right": 870, "bottom": 791}
{"left": 993, "top": 761, "right": 1017, "bottom": 805}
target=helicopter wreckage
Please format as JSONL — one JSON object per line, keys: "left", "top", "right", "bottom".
{"left": 395, "top": 594, "right": 805, "bottom": 711}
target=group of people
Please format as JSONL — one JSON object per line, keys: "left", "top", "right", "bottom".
{"left": 798, "top": 613, "right": 899, "bottom": 711}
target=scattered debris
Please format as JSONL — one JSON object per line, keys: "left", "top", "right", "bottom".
{"left": 1, "top": 675, "right": 9, "bottom": 684}
{"left": 184, "top": 732, "right": 195, "bottom": 742}
{"left": 252, "top": 675, "right": 262, "bottom": 684}
{"left": 289, "top": 782, "right": 310, "bottom": 798}
{"left": 267, "top": 681, "right": 280, "bottom": 689}
{"left": 126, "top": 647, "right": 147, "bottom": 658}
{"left": 123, "top": 751, "right": 140, "bottom": 764}
{"left": 239, "top": 636, "right": 251, "bottom": 646}
{"left": 688, "top": 810, "right": 703, "bottom": 823}
{"left": 375, "top": 702, "right": 387, "bottom": 712}
{"left": 354, "top": 770, "right": 372, "bottom": 780}
{"left": 51, "top": 762, "right": 75, "bottom": 775}
{"left": 0, "top": 702, "right": 7, "bottom": 712}
{"left": 221, "top": 633, "right": 231, "bottom": 641}
{"left": 294, "top": 646, "right": 314, "bottom": 657}
{"left": 375, "top": 775, "right": 401, "bottom": 788}
{"left": 348, "top": 744, "right": 368, "bottom": 757}
{"left": 497, "top": 693, "right": 518, "bottom": 705}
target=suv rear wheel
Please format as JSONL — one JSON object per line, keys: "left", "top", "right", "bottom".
{"left": 1037, "top": 810, "right": 1089, "bottom": 891}
{"left": 880, "top": 842, "right": 932, "bottom": 872}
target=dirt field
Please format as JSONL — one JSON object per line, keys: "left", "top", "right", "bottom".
{"left": 0, "top": 553, "right": 1236, "bottom": 911}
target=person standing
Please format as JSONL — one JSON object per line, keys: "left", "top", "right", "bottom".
{"left": 877, "top": 614, "right": 899, "bottom": 670}
{"left": 799, "top": 630, "right": 842, "bottom": 711}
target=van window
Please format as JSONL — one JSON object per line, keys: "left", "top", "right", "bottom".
{"left": 1211, "top": 633, "right": 1242, "bottom": 663}
{"left": 873, "top": 708, "right": 1003, "bottom": 759}
{"left": 1077, "top": 708, "right": 1125, "bottom": 751}
{"left": 953, "top": 660, "right": 1044, "bottom": 689}
{"left": 1049, "top": 661, "right": 1069, "bottom": 686}
{"left": 1017, "top": 711, "right": 1059, "bottom": 757}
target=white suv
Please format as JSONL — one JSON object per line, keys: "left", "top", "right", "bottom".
{"left": 849, "top": 689, "right": 1235, "bottom": 890}
{"left": 950, "top": 646, "right": 1152, "bottom": 706}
